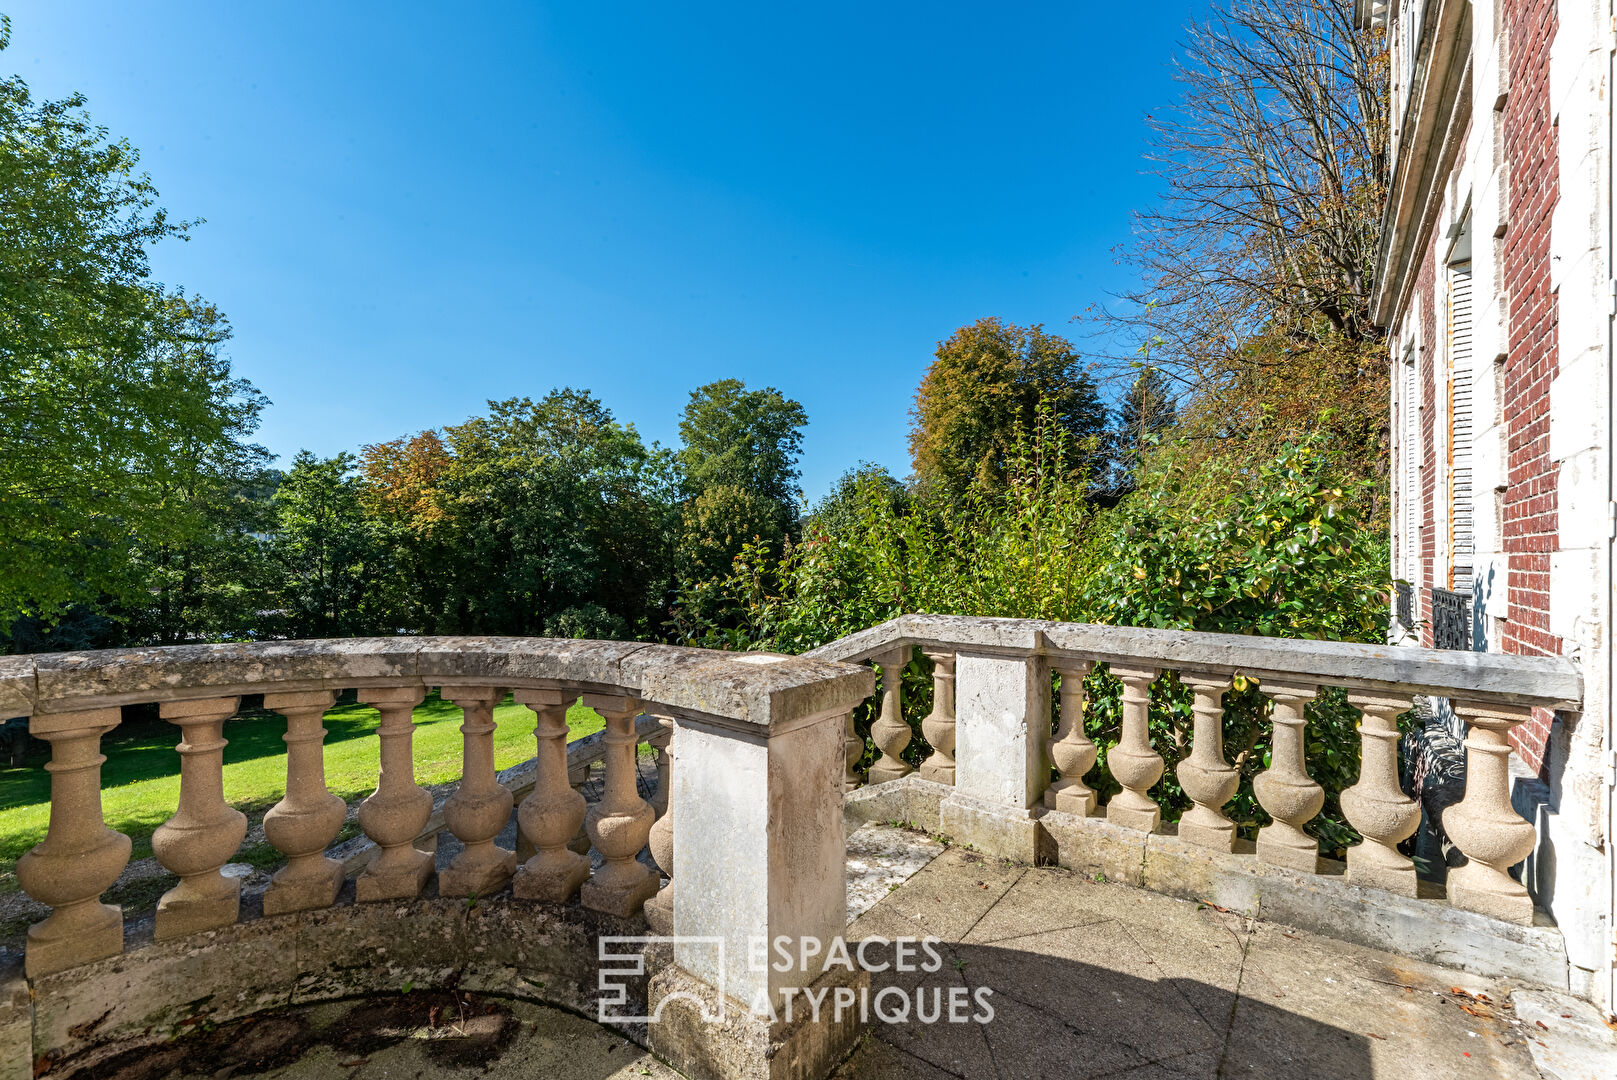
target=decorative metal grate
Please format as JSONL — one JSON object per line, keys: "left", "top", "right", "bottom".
{"left": 1430, "top": 587, "right": 1472, "bottom": 651}
{"left": 1395, "top": 581, "right": 1413, "bottom": 626}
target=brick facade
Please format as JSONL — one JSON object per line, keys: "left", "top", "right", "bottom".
{"left": 1498, "top": 0, "right": 1560, "bottom": 771}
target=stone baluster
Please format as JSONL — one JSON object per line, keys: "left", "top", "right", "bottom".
{"left": 439, "top": 687, "right": 516, "bottom": 896}
{"left": 261, "top": 691, "right": 344, "bottom": 915}
{"left": 1252, "top": 682, "right": 1324, "bottom": 872}
{"left": 1340, "top": 693, "right": 1420, "bottom": 896}
{"left": 17, "top": 709, "right": 132, "bottom": 978}
{"left": 1175, "top": 673, "right": 1240, "bottom": 850}
{"left": 568, "top": 760, "right": 593, "bottom": 854}
{"left": 152, "top": 697, "right": 248, "bottom": 938}
{"left": 1045, "top": 661, "right": 1097, "bottom": 815}
{"left": 1444, "top": 702, "right": 1539, "bottom": 924}
{"left": 918, "top": 650, "right": 957, "bottom": 784}
{"left": 355, "top": 686, "right": 433, "bottom": 902}
{"left": 867, "top": 647, "right": 914, "bottom": 784}
{"left": 582, "top": 695, "right": 659, "bottom": 917}
{"left": 512, "top": 689, "right": 590, "bottom": 903}
{"left": 645, "top": 716, "right": 676, "bottom": 934}
{"left": 649, "top": 720, "right": 673, "bottom": 820}
{"left": 1105, "top": 667, "right": 1164, "bottom": 832}
{"left": 843, "top": 713, "right": 865, "bottom": 792}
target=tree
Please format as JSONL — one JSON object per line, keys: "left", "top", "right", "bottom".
{"left": 1093, "top": 0, "right": 1388, "bottom": 443}
{"left": 433, "top": 391, "right": 677, "bottom": 638}
{"left": 676, "top": 379, "right": 808, "bottom": 581}
{"left": 0, "top": 20, "right": 266, "bottom": 624}
{"left": 267, "top": 452, "right": 403, "bottom": 638}
{"left": 807, "top": 464, "right": 910, "bottom": 539}
{"left": 1106, "top": 366, "right": 1177, "bottom": 492}
{"left": 909, "top": 318, "right": 1106, "bottom": 498}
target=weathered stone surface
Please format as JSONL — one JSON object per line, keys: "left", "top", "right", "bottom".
{"left": 1038, "top": 807, "right": 1149, "bottom": 887}
{"left": 646, "top": 963, "right": 868, "bottom": 1080}
{"left": 0, "top": 655, "right": 33, "bottom": 719}
{"left": 0, "top": 963, "right": 29, "bottom": 1080}
{"left": 637, "top": 651, "right": 874, "bottom": 733}
{"left": 26, "top": 896, "right": 653, "bottom": 1071}
{"left": 806, "top": 613, "right": 1582, "bottom": 708}
{"left": 938, "top": 791, "right": 1055, "bottom": 865}
{"left": 843, "top": 774, "right": 948, "bottom": 835}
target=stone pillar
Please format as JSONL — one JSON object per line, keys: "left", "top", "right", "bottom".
{"left": 1252, "top": 682, "right": 1324, "bottom": 873}
{"left": 866, "top": 647, "right": 914, "bottom": 783}
{"left": 939, "top": 650, "right": 1052, "bottom": 861}
{"left": 1445, "top": 702, "right": 1538, "bottom": 924}
{"left": 153, "top": 697, "right": 248, "bottom": 938}
{"left": 1106, "top": 666, "right": 1164, "bottom": 833}
{"left": 639, "top": 651, "right": 872, "bottom": 1080}
{"left": 512, "top": 689, "right": 590, "bottom": 903}
{"left": 1044, "top": 661, "right": 1097, "bottom": 815}
{"left": 261, "top": 691, "right": 344, "bottom": 915}
{"left": 581, "top": 695, "right": 658, "bottom": 917}
{"left": 439, "top": 687, "right": 516, "bottom": 897}
{"left": 17, "top": 708, "right": 131, "bottom": 978}
{"left": 355, "top": 686, "right": 433, "bottom": 902}
{"left": 918, "top": 650, "right": 957, "bottom": 784}
{"left": 1174, "top": 673, "right": 1239, "bottom": 851}
{"left": 644, "top": 716, "right": 676, "bottom": 935}
{"left": 1340, "top": 693, "right": 1420, "bottom": 896}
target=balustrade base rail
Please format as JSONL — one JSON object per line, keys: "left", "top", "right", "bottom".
{"left": 845, "top": 773, "right": 1570, "bottom": 991}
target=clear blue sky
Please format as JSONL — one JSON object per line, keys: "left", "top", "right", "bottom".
{"left": 7, "top": 2, "right": 1200, "bottom": 500}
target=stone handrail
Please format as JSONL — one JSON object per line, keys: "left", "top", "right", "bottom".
{"left": 811, "top": 613, "right": 1582, "bottom": 927}
{"left": 6, "top": 634, "right": 873, "bottom": 1029}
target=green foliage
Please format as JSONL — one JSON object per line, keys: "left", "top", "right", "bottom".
{"left": 676, "top": 379, "right": 807, "bottom": 581}
{"left": 0, "top": 26, "right": 267, "bottom": 624}
{"left": 909, "top": 318, "right": 1106, "bottom": 498}
{"left": 267, "top": 452, "right": 405, "bottom": 638}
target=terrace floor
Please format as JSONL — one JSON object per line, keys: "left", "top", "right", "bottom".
{"left": 71, "top": 826, "right": 1616, "bottom": 1080}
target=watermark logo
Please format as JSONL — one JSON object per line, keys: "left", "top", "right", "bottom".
{"left": 597, "top": 935, "right": 995, "bottom": 1026}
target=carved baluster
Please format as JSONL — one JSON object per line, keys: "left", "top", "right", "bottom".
{"left": 1175, "top": 673, "right": 1240, "bottom": 850}
{"left": 648, "top": 719, "right": 673, "bottom": 820}
{"left": 867, "top": 647, "right": 914, "bottom": 784}
{"left": 17, "top": 709, "right": 131, "bottom": 978}
{"left": 356, "top": 686, "right": 433, "bottom": 901}
{"left": 153, "top": 697, "right": 247, "bottom": 938}
{"left": 1105, "top": 667, "right": 1164, "bottom": 832}
{"left": 918, "top": 650, "right": 957, "bottom": 785}
{"left": 439, "top": 687, "right": 516, "bottom": 896}
{"left": 262, "top": 691, "right": 344, "bottom": 915}
{"left": 512, "top": 689, "right": 590, "bottom": 902}
{"left": 645, "top": 716, "right": 676, "bottom": 934}
{"left": 1445, "top": 703, "right": 1539, "bottom": 924}
{"left": 1045, "top": 661, "right": 1097, "bottom": 815}
{"left": 581, "top": 695, "right": 659, "bottom": 917}
{"left": 843, "top": 712, "right": 865, "bottom": 792}
{"left": 1252, "top": 682, "right": 1324, "bottom": 872}
{"left": 1340, "top": 694, "right": 1420, "bottom": 895}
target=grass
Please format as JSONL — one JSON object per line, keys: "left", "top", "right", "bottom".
{"left": 0, "top": 691, "right": 604, "bottom": 875}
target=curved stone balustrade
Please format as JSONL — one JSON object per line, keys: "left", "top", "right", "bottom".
{"left": 810, "top": 613, "right": 1581, "bottom": 929}
{"left": 4, "top": 637, "right": 874, "bottom": 1001}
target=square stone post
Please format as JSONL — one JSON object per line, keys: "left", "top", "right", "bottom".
{"left": 637, "top": 651, "right": 873, "bottom": 1080}
{"left": 939, "top": 650, "right": 1054, "bottom": 863}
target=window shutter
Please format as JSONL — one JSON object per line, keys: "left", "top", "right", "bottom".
{"left": 1448, "top": 262, "right": 1474, "bottom": 590}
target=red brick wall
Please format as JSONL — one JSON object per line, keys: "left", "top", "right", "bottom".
{"left": 1499, "top": 0, "right": 1561, "bottom": 771}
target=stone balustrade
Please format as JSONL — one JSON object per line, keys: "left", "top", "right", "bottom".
{"left": 809, "top": 613, "right": 1581, "bottom": 930}
{"left": 2, "top": 636, "right": 874, "bottom": 1080}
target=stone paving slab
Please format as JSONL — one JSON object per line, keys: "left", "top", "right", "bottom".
{"left": 835, "top": 842, "right": 1556, "bottom": 1080}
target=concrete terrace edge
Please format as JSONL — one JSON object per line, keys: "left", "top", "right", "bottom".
{"left": 805, "top": 614, "right": 1583, "bottom": 709}
{"left": 0, "top": 896, "right": 656, "bottom": 1080}
{"left": 843, "top": 775, "right": 1571, "bottom": 992}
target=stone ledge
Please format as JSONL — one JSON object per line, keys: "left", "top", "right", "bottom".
{"left": 843, "top": 773, "right": 950, "bottom": 835}
{"left": 20, "top": 895, "right": 653, "bottom": 1078}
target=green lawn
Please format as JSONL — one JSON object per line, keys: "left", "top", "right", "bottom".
{"left": 0, "top": 692, "right": 603, "bottom": 874}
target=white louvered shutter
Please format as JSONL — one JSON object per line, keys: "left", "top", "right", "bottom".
{"left": 1448, "top": 262, "right": 1473, "bottom": 590}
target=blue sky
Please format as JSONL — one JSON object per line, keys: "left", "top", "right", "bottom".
{"left": 8, "top": 2, "right": 1199, "bottom": 500}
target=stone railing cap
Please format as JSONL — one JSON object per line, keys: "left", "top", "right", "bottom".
{"left": 805, "top": 613, "right": 1583, "bottom": 710}
{"left": 10, "top": 637, "right": 872, "bottom": 731}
